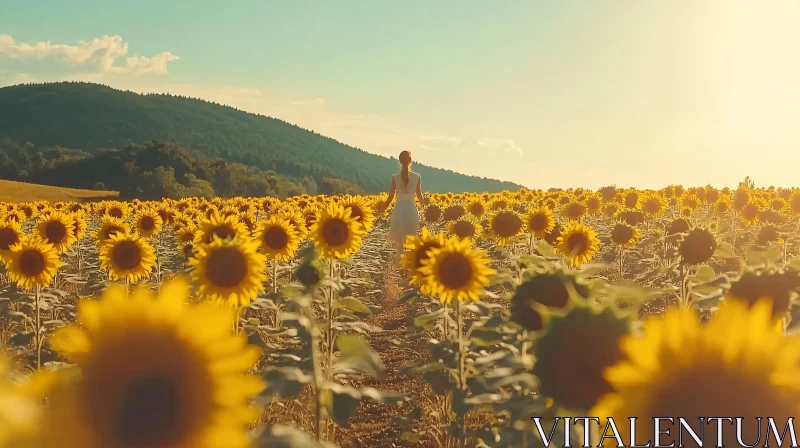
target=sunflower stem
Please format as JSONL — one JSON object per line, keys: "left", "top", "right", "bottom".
{"left": 272, "top": 260, "right": 279, "bottom": 294}
{"left": 35, "top": 284, "right": 41, "bottom": 371}
{"left": 455, "top": 298, "right": 466, "bottom": 448}
{"left": 678, "top": 263, "right": 688, "bottom": 309}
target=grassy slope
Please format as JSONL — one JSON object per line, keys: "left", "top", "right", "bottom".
{"left": 0, "top": 179, "right": 119, "bottom": 203}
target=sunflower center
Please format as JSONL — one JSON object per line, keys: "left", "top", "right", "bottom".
{"left": 263, "top": 226, "right": 289, "bottom": 250}
{"left": 103, "top": 225, "right": 124, "bottom": 240}
{"left": 45, "top": 221, "right": 68, "bottom": 244}
{"left": 181, "top": 243, "right": 194, "bottom": 259}
{"left": 321, "top": 219, "right": 349, "bottom": 247}
{"left": 208, "top": 225, "right": 235, "bottom": 243}
{"left": 19, "top": 249, "right": 46, "bottom": 277}
{"left": 414, "top": 242, "right": 440, "bottom": 269}
{"left": 443, "top": 206, "right": 465, "bottom": 222}
{"left": 112, "top": 241, "right": 143, "bottom": 271}
{"left": 452, "top": 221, "right": 475, "bottom": 239}
{"left": 528, "top": 213, "right": 549, "bottom": 232}
{"left": 566, "top": 232, "right": 589, "bottom": 255}
{"left": 305, "top": 214, "right": 317, "bottom": 230}
{"left": 347, "top": 206, "right": 364, "bottom": 223}
{"left": 493, "top": 213, "right": 523, "bottom": 238}
{"left": 114, "top": 375, "right": 182, "bottom": 446}
{"left": 109, "top": 207, "right": 123, "bottom": 219}
{"left": 0, "top": 228, "right": 19, "bottom": 250}
{"left": 437, "top": 253, "right": 473, "bottom": 290}
{"left": 515, "top": 298, "right": 543, "bottom": 331}
{"left": 140, "top": 216, "right": 156, "bottom": 231}
{"left": 206, "top": 247, "right": 248, "bottom": 288}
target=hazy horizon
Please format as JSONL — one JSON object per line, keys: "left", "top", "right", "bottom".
{"left": 3, "top": 1, "right": 800, "bottom": 191}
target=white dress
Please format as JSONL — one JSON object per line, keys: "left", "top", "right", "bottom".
{"left": 389, "top": 171, "right": 421, "bottom": 250}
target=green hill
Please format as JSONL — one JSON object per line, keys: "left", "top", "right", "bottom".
{"left": 0, "top": 82, "right": 522, "bottom": 194}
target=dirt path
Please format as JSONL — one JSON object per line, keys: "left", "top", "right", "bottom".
{"left": 336, "top": 246, "right": 437, "bottom": 447}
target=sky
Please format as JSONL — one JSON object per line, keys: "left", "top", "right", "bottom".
{"left": 3, "top": 0, "right": 800, "bottom": 190}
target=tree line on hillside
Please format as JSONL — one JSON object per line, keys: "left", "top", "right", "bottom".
{"left": 0, "top": 138, "right": 365, "bottom": 200}
{"left": 0, "top": 82, "right": 522, "bottom": 194}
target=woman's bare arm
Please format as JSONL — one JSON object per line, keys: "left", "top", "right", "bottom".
{"left": 384, "top": 176, "right": 396, "bottom": 208}
{"left": 415, "top": 176, "right": 428, "bottom": 206}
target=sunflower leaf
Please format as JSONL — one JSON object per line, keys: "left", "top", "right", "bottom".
{"left": 714, "top": 242, "right": 738, "bottom": 259}
{"left": 334, "top": 297, "right": 371, "bottom": 315}
{"left": 251, "top": 424, "right": 333, "bottom": 448}
{"left": 534, "top": 240, "right": 558, "bottom": 258}
{"left": 335, "top": 334, "right": 384, "bottom": 377}
{"left": 259, "top": 367, "right": 313, "bottom": 399}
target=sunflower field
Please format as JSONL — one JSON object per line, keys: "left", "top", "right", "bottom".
{"left": 1, "top": 180, "right": 800, "bottom": 447}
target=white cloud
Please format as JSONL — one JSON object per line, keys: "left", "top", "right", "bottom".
{"left": 0, "top": 34, "right": 178, "bottom": 76}
{"left": 476, "top": 138, "right": 523, "bottom": 155}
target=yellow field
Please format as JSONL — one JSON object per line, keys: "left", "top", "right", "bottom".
{"left": 0, "top": 179, "right": 119, "bottom": 203}
{"left": 0, "top": 183, "right": 799, "bottom": 447}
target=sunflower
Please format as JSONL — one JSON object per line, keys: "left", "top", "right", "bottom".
{"left": 533, "top": 303, "right": 630, "bottom": 412}
{"left": 525, "top": 207, "right": 556, "bottom": 239}
{"left": 598, "top": 186, "right": 617, "bottom": 202}
{"left": 740, "top": 199, "right": 763, "bottom": 226}
{"left": 448, "top": 217, "right": 483, "bottom": 242}
{"left": 418, "top": 236, "right": 495, "bottom": 304}
{"left": 602, "top": 203, "right": 619, "bottom": 218}
{"left": 3, "top": 208, "right": 25, "bottom": 224}
{"left": 678, "top": 228, "right": 717, "bottom": 265}
{"left": 134, "top": 209, "right": 164, "bottom": 239}
{"left": 610, "top": 223, "right": 640, "bottom": 247}
{"left": 0, "top": 219, "right": 23, "bottom": 261}
{"left": 176, "top": 224, "right": 197, "bottom": 246}
{"left": 465, "top": 199, "right": 487, "bottom": 219}
{"left": 194, "top": 213, "right": 249, "bottom": 245}
{"left": 756, "top": 224, "right": 782, "bottom": 246}
{"left": 584, "top": 194, "right": 602, "bottom": 215}
{"left": 189, "top": 236, "right": 268, "bottom": 307}
{"left": 402, "top": 228, "right": 446, "bottom": 294}
{"left": 94, "top": 216, "right": 131, "bottom": 243}
{"left": 617, "top": 209, "right": 646, "bottom": 226}
{"left": 559, "top": 201, "right": 586, "bottom": 221}
{"left": 665, "top": 218, "right": 690, "bottom": 235}
{"left": 679, "top": 194, "right": 700, "bottom": 211}
{"left": 340, "top": 195, "right": 376, "bottom": 232}
{"left": 442, "top": 203, "right": 467, "bottom": 222}
{"left": 99, "top": 233, "right": 157, "bottom": 283}
{"left": 276, "top": 208, "right": 308, "bottom": 240}
{"left": 790, "top": 190, "right": 800, "bottom": 215}
{"left": 623, "top": 191, "right": 639, "bottom": 208}
{"left": 44, "top": 278, "right": 263, "bottom": 448}
{"left": 592, "top": 299, "right": 800, "bottom": 447}
{"left": 35, "top": 210, "right": 76, "bottom": 254}
{"left": 253, "top": 216, "right": 301, "bottom": 262}
{"left": 5, "top": 236, "right": 61, "bottom": 290}
{"left": 637, "top": 192, "right": 667, "bottom": 217}
{"left": 486, "top": 210, "right": 524, "bottom": 246}
{"left": 103, "top": 201, "right": 128, "bottom": 219}
{"left": 71, "top": 212, "right": 88, "bottom": 241}
{"left": 556, "top": 221, "right": 600, "bottom": 267}
{"left": 309, "top": 204, "right": 365, "bottom": 260}
{"left": 510, "top": 268, "right": 591, "bottom": 331}
{"left": 724, "top": 267, "right": 800, "bottom": 322}
{"left": 733, "top": 187, "right": 750, "bottom": 210}
{"left": 236, "top": 212, "right": 256, "bottom": 235}
{"left": 422, "top": 204, "right": 443, "bottom": 225}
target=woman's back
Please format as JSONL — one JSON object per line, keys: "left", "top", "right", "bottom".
{"left": 394, "top": 171, "right": 420, "bottom": 200}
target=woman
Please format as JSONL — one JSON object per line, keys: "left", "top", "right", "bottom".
{"left": 379, "top": 150, "right": 428, "bottom": 263}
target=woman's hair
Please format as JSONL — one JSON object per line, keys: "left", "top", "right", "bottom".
{"left": 399, "top": 151, "right": 412, "bottom": 188}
